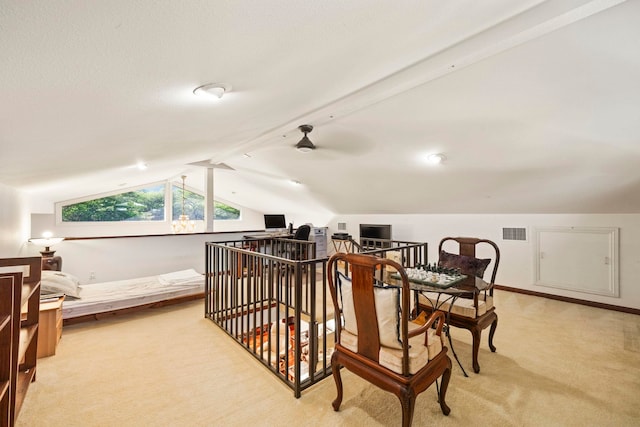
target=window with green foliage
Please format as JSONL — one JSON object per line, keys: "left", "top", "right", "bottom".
{"left": 214, "top": 201, "right": 241, "bottom": 220}
{"left": 61, "top": 185, "right": 165, "bottom": 222}
{"left": 59, "top": 181, "right": 241, "bottom": 226}
{"left": 171, "top": 184, "right": 240, "bottom": 220}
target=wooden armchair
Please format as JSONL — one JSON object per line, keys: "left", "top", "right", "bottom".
{"left": 418, "top": 237, "right": 500, "bottom": 373}
{"left": 327, "top": 253, "right": 452, "bottom": 427}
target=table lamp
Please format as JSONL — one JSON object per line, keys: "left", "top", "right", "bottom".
{"left": 29, "top": 232, "right": 65, "bottom": 257}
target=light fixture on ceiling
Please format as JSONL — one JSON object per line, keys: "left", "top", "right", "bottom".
{"left": 296, "top": 124, "right": 315, "bottom": 153}
{"left": 172, "top": 175, "right": 195, "bottom": 234}
{"left": 136, "top": 161, "right": 148, "bottom": 170}
{"left": 29, "top": 231, "right": 65, "bottom": 257}
{"left": 193, "top": 83, "right": 231, "bottom": 99}
{"left": 427, "top": 153, "right": 446, "bottom": 164}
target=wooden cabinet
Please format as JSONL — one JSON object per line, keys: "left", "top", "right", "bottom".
{"left": 0, "top": 257, "right": 41, "bottom": 426}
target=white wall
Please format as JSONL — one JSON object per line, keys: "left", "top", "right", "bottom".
{"left": 50, "top": 232, "right": 246, "bottom": 284}
{"left": 328, "top": 214, "right": 640, "bottom": 310}
{"left": 0, "top": 183, "right": 30, "bottom": 257}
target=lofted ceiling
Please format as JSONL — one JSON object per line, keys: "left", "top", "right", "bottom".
{"left": 1, "top": 0, "right": 639, "bottom": 218}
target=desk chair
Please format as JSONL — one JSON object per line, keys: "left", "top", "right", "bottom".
{"left": 287, "top": 225, "right": 311, "bottom": 261}
{"left": 293, "top": 225, "right": 311, "bottom": 242}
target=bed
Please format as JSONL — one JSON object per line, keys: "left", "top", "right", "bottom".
{"left": 40, "top": 269, "right": 205, "bottom": 325}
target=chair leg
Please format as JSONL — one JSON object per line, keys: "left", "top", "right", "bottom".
{"left": 399, "top": 390, "right": 416, "bottom": 427}
{"left": 488, "top": 315, "right": 498, "bottom": 353}
{"left": 438, "top": 361, "right": 452, "bottom": 416}
{"left": 471, "top": 328, "right": 482, "bottom": 374}
{"left": 331, "top": 360, "right": 343, "bottom": 411}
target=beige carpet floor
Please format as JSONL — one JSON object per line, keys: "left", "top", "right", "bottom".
{"left": 17, "top": 290, "right": 640, "bottom": 426}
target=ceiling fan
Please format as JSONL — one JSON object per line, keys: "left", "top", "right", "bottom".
{"left": 245, "top": 122, "right": 369, "bottom": 161}
{"left": 295, "top": 124, "right": 315, "bottom": 153}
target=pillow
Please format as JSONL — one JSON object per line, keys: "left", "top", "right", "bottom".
{"left": 41, "top": 270, "right": 81, "bottom": 299}
{"left": 337, "top": 272, "right": 402, "bottom": 349}
{"left": 439, "top": 250, "right": 491, "bottom": 278}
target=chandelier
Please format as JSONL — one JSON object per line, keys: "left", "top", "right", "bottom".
{"left": 172, "top": 175, "right": 195, "bottom": 233}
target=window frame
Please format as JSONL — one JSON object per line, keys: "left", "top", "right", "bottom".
{"left": 55, "top": 180, "right": 242, "bottom": 231}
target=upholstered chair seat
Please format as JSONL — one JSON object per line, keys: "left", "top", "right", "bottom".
{"left": 340, "top": 322, "right": 444, "bottom": 375}
{"left": 419, "top": 292, "right": 494, "bottom": 318}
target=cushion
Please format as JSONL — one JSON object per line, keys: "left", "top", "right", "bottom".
{"left": 341, "top": 325, "right": 443, "bottom": 375}
{"left": 418, "top": 292, "right": 494, "bottom": 318}
{"left": 439, "top": 250, "right": 491, "bottom": 278}
{"left": 337, "top": 272, "right": 402, "bottom": 349}
{"left": 380, "top": 324, "right": 443, "bottom": 374}
{"left": 41, "top": 270, "right": 81, "bottom": 299}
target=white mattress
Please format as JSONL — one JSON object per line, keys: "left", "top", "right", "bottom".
{"left": 63, "top": 269, "right": 204, "bottom": 319}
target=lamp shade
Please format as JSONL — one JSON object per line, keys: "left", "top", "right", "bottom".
{"left": 29, "top": 237, "right": 65, "bottom": 257}
{"left": 29, "top": 237, "right": 64, "bottom": 247}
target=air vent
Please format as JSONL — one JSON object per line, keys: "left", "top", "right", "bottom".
{"left": 503, "top": 227, "right": 527, "bottom": 241}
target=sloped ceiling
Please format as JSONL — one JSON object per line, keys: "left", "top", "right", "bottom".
{"left": 1, "top": 0, "right": 638, "bottom": 217}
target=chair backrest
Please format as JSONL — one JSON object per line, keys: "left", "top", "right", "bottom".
{"left": 438, "top": 237, "right": 500, "bottom": 291}
{"left": 327, "top": 252, "right": 413, "bottom": 374}
{"left": 293, "top": 224, "right": 311, "bottom": 241}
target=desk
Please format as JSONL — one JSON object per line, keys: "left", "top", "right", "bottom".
{"left": 389, "top": 272, "right": 489, "bottom": 377}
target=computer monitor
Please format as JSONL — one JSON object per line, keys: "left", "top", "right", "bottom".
{"left": 264, "top": 214, "right": 287, "bottom": 230}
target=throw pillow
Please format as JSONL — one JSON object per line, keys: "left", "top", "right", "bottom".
{"left": 439, "top": 250, "right": 491, "bottom": 278}
{"left": 41, "top": 270, "right": 81, "bottom": 299}
{"left": 337, "top": 272, "right": 402, "bottom": 349}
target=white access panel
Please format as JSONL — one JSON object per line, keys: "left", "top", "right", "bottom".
{"left": 534, "top": 226, "right": 619, "bottom": 297}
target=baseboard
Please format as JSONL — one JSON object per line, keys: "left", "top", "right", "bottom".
{"left": 494, "top": 284, "right": 640, "bottom": 316}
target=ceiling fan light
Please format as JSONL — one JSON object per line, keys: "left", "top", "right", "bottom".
{"left": 296, "top": 124, "right": 315, "bottom": 152}
{"left": 296, "top": 136, "right": 315, "bottom": 153}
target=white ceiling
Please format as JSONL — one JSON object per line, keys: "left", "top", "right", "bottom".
{"left": 1, "top": 0, "right": 639, "bottom": 217}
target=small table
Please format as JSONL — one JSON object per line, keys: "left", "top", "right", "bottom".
{"left": 38, "top": 295, "right": 64, "bottom": 358}
{"left": 389, "top": 272, "right": 489, "bottom": 377}
{"left": 331, "top": 236, "right": 353, "bottom": 254}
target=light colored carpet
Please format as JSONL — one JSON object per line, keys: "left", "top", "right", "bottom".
{"left": 17, "top": 290, "right": 640, "bottom": 426}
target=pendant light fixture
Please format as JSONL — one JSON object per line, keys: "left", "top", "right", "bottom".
{"left": 172, "top": 175, "right": 195, "bottom": 233}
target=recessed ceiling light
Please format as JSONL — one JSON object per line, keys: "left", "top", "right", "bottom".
{"left": 136, "top": 161, "right": 148, "bottom": 170}
{"left": 290, "top": 180, "right": 302, "bottom": 185}
{"left": 427, "top": 153, "right": 446, "bottom": 164}
{"left": 193, "top": 83, "right": 231, "bottom": 99}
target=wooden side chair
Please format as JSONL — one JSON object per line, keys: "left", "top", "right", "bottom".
{"left": 327, "top": 253, "right": 452, "bottom": 427}
{"left": 418, "top": 237, "right": 500, "bottom": 373}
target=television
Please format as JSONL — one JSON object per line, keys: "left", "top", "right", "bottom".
{"left": 264, "top": 214, "right": 287, "bottom": 230}
{"left": 359, "top": 224, "right": 392, "bottom": 249}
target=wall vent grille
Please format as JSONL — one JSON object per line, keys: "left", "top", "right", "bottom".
{"left": 503, "top": 227, "right": 527, "bottom": 241}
